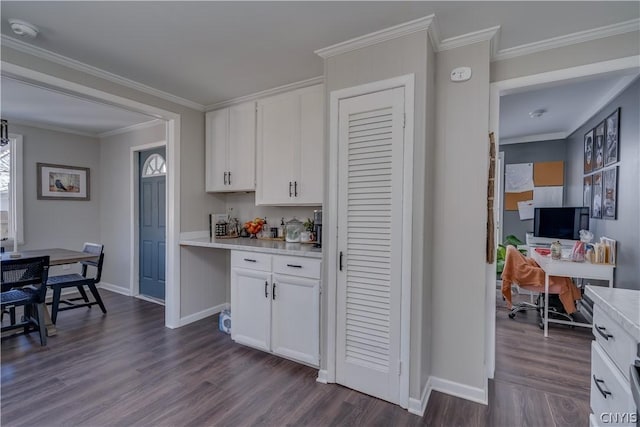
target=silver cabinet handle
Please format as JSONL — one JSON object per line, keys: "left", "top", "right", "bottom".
{"left": 294, "top": 181, "right": 298, "bottom": 197}
{"left": 593, "top": 375, "right": 612, "bottom": 399}
{"left": 228, "top": 171, "right": 231, "bottom": 185}
{"left": 595, "top": 324, "right": 613, "bottom": 340}
{"left": 289, "top": 181, "right": 293, "bottom": 197}
{"left": 224, "top": 171, "right": 228, "bottom": 185}
{"left": 287, "top": 264, "right": 302, "bottom": 268}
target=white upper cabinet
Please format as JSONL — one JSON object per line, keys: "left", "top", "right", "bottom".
{"left": 256, "top": 84, "right": 324, "bottom": 206}
{"left": 205, "top": 101, "right": 256, "bottom": 192}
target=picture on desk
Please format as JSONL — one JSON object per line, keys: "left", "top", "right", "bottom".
{"left": 591, "top": 172, "right": 602, "bottom": 219}
{"left": 603, "top": 167, "right": 617, "bottom": 220}
{"left": 583, "top": 175, "right": 592, "bottom": 209}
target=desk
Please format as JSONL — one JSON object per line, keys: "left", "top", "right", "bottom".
{"left": 530, "top": 248, "right": 615, "bottom": 337}
{"left": 1, "top": 248, "right": 99, "bottom": 336}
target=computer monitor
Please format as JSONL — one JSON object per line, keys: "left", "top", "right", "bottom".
{"left": 533, "top": 207, "right": 589, "bottom": 241}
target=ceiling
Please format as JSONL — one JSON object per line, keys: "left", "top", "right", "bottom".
{"left": 499, "top": 71, "right": 639, "bottom": 144}
{"left": 1, "top": 1, "right": 638, "bottom": 107}
{"left": 1, "top": 77, "right": 156, "bottom": 136}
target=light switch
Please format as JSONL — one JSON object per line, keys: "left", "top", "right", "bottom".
{"left": 450, "top": 67, "right": 472, "bottom": 82}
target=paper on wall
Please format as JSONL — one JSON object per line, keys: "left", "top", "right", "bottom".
{"left": 533, "top": 186, "right": 563, "bottom": 208}
{"left": 505, "top": 163, "right": 534, "bottom": 193}
{"left": 517, "top": 200, "right": 535, "bottom": 220}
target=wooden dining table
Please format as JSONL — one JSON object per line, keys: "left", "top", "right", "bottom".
{"left": 1, "top": 248, "right": 99, "bottom": 336}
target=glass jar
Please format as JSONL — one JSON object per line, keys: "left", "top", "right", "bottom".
{"left": 285, "top": 218, "right": 303, "bottom": 243}
{"left": 550, "top": 241, "right": 562, "bottom": 260}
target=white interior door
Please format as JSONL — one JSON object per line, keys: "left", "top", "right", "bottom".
{"left": 336, "top": 86, "right": 405, "bottom": 404}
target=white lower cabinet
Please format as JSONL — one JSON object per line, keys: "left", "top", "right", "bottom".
{"left": 230, "top": 250, "right": 320, "bottom": 367}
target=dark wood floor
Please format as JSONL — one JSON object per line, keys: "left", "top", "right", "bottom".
{"left": 1, "top": 290, "right": 593, "bottom": 426}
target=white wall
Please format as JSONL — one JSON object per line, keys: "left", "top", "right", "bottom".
{"left": 224, "top": 192, "right": 319, "bottom": 228}
{"left": 11, "top": 124, "right": 101, "bottom": 276}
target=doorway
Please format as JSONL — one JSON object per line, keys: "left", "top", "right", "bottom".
{"left": 138, "top": 147, "right": 167, "bottom": 301}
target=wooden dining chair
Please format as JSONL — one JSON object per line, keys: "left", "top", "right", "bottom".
{"left": 1, "top": 256, "right": 50, "bottom": 346}
{"left": 46, "top": 243, "right": 107, "bottom": 324}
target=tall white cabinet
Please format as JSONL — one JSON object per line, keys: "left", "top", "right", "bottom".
{"left": 256, "top": 84, "right": 324, "bottom": 206}
{"left": 205, "top": 101, "right": 256, "bottom": 192}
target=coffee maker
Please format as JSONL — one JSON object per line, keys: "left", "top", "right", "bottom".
{"left": 313, "top": 210, "right": 322, "bottom": 248}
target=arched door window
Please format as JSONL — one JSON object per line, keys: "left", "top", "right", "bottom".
{"left": 142, "top": 153, "right": 166, "bottom": 177}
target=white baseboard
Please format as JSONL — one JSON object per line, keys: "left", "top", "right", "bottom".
{"left": 428, "top": 376, "right": 488, "bottom": 405}
{"left": 408, "top": 377, "right": 432, "bottom": 416}
{"left": 316, "top": 369, "right": 329, "bottom": 384}
{"left": 177, "top": 303, "right": 229, "bottom": 327}
{"left": 98, "top": 282, "right": 132, "bottom": 296}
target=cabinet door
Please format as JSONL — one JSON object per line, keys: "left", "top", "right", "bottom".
{"left": 228, "top": 102, "right": 256, "bottom": 191}
{"left": 205, "top": 108, "right": 229, "bottom": 192}
{"left": 296, "top": 85, "right": 324, "bottom": 205}
{"left": 231, "top": 268, "right": 271, "bottom": 352}
{"left": 256, "top": 93, "right": 298, "bottom": 205}
{"left": 271, "top": 273, "right": 320, "bottom": 366}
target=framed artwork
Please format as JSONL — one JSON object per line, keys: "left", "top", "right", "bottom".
{"left": 594, "top": 121, "right": 605, "bottom": 171}
{"left": 603, "top": 167, "right": 617, "bottom": 220}
{"left": 583, "top": 175, "right": 592, "bottom": 209}
{"left": 604, "top": 108, "right": 620, "bottom": 166}
{"left": 37, "top": 163, "right": 90, "bottom": 201}
{"left": 583, "top": 129, "right": 594, "bottom": 173}
{"left": 591, "top": 171, "right": 602, "bottom": 219}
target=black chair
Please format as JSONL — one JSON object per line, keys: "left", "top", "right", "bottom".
{"left": 47, "top": 243, "right": 107, "bottom": 324}
{"left": 1, "top": 256, "right": 50, "bottom": 346}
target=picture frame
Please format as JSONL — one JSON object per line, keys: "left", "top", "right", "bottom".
{"left": 37, "top": 163, "right": 90, "bottom": 201}
{"left": 583, "top": 175, "right": 592, "bottom": 209}
{"left": 594, "top": 121, "right": 605, "bottom": 171}
{"left": 602, "top": 167, "right": 617, "bottom": 220}
{"left": 583, "top": 129, "right": 594, "bottom": 173}
{"left": 591, "top": 171, "right": 602, "bottom": 219}
{"left": 604, "top": 108, "right": 620, "bottom": 166}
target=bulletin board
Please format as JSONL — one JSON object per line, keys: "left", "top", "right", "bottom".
{"left": 504, "top": 161, "right": 564, "bottom": 218}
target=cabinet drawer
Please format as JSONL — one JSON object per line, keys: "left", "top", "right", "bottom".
{"left": 273, "top": 256, "right": 321, "bottom": 279}
{"left": 591, "top": 342, "right": 635, "bottom": 426}
{"left": 231, "top": 251, "right": 271, "bottom": 272}
{"left": 593, "top": 305, "right": 636, "bottom": 382}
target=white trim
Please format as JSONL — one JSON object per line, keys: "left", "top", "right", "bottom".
{"left": 6, "top": 118, "right": 99, "bottom": 138}
{"left": 439, "top": 25, "right": 501, "bottom": 57}
{"left": 1, "top": 35, "right": 206, "bottom": 111}
{"left": 205, "top": 76, "right": 324, "bottom": 111}
{"left": 98, "top": 119, "right": 163, "bottom": 139}
{"left": 180, "top": 230, "right": 209, "bottom": 240}
{"left": 500, "top": 132, "right": 568, "bottom": 145}
{"left": 98, "top": 281, "right": 132, "bottom": 296}
{"left": 0, "top": 61, "right": 182, "bottom": 330}
{"left": 408, "top": 377, "right": 432, "bottom": 417}
{"left": 315, "top": 15, "right": 435, "bottom": 59}
{"left": 177, "top": 303, "right": 229, "bottom": 327}
{"left": 135, "top": 294, "right": 165, "bottom": 306}
{"left": 130, "top": 140, "right": 167, "bottom": 301}
{"left": 316, "top": 369, "right": 329, "bottom": 384}
{"left": 493, "top": 18, "right": 640, "bottom": 62}
{"left": 327, "top": 73, "right": 414, "bottom": 409}
{"left": 4, "top": 134, "right": 24, "bottom": 245}
{"left": 429, "top": 376, "right": 488, "bottom": 405}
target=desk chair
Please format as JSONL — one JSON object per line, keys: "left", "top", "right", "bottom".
{"left": 46, "top": 243, "right": 106, "bottom": 324}
{"left": 1, "top": 256, "right": 50, "bottom": 346}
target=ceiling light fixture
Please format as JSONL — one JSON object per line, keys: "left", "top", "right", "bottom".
{"left": 8, "top": 19, "right": 39, "bottom": 38}
{"left": 529, "top": 109, "right": 546, "bottom": 118}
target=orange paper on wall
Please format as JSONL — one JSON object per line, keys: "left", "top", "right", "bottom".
{"left": 505, "top": 191, "right": 534, "bottom": 211}
{"left": 534, "top": 161, "right": 564, "bottom": 186}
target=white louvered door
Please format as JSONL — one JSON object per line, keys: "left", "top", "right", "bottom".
{"left": 336, "top": 87, "right": 405, "bottom": 404}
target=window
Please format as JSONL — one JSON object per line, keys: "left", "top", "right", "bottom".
{"left": 0, "top": 134, "right": 23, "bottom": 244}
{"left": 142, "top": 153, "right": 166, "bottom": 178}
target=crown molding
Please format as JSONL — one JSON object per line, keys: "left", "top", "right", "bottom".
{"left": 1, "top": 35, "right": 206, "bottom": 111}
{"left": 493, "top": 18, "right": 640, "bottom": 62}
{"left": 6, "top": 117, "right": 100, "bottom": 138}
{"left": 439, "top": 25, "right": 501, "bottom": 57}
{"left": 98, "top": 118, "right": 164, "bottom": 139}
{"left": 205, "top": 76, "right": 324, "bottom": 111}
{"left": 500, "top": 132, "right": 568, "bottom": 146}
{"left": 315, "top": 14, "right": 435, "bottom": 59}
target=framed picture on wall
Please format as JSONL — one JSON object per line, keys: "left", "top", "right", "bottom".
{"left": 591, "top": 171, "right": 602, "bottom": 219}
{"left": 584, "top": 129, "right": 594, "bottom": 173}
{"left": 37, "top": 163, "right": 91, "bottom": 201}
{"left": 594, "top": 121, "right": 605, "bottom": 171}
{"left": 603, "top": 167, "right": 617, "bottom": 220}
{"left": 605, "top": 108, "right": 620, "bottom": 166}
{"left": 583, "top": 175, "right": 592, "bottom": 209}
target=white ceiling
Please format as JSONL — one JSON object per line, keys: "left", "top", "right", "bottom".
{"left": 1, "top": 1, "right": 638, "bottom": 107}
{"left": 499, "top": 71, "right": 639, "bottom": 144}
{"left": 1, "top": 77, "right": 156, "bottom": 136}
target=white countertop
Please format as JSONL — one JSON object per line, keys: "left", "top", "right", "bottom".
{"left": 586, "top": 285, "right": 640, "bottom": 342}
{"left": 180, "top": 236, "right": 323, "bottom": 259}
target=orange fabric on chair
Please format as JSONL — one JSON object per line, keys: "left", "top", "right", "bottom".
{"left": 501, "top": 246, "right": 581, "bottom": 314}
